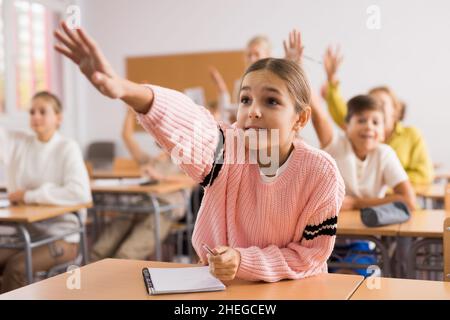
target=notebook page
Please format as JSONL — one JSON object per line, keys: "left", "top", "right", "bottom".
{"left": 148, "top": 266, "right": 225, "bottom": 294}
{"left": 0, "top": 199, "right": 10, "bottom": 208}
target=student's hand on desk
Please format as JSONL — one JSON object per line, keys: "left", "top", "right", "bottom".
{"left": 54, "top": 21, "right": 125, "bottom": 99}
{"left": 8, "top": 190, "right": 25, "bottom": 204}
{"left": 283, "top": 29, "right": 304, "bottom": 66}
{"left": 324, "top": 45, "right": 343, "bottom": 85}
{"left": 342, "top": 195, "right": 358, "bottom": 210}
{"left": 208, "top": 246, "right": 241, "bottom": 281}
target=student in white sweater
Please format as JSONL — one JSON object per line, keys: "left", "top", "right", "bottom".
{"left": 0, "top": 91, "right": 92, "bottom": 293}
{"left": 310, "top": 93, "right": 416, "bottom": 210}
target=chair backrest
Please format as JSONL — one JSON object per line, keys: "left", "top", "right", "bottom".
{"left": 85, "top": 142, "right": 115, "bottom": 170}
{"left": 113, "top": 157, "right": 140, "bottom": 171}
{"left": 444, "top": 217, "right": 450, "bottom": 282}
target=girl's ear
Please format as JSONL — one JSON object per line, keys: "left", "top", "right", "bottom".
{"left": 294, "top": 106, "right": 311, "bottom": 131}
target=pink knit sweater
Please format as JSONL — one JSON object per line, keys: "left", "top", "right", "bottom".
{"left": 138, "top": 85, "right": 345, "bottom": 282}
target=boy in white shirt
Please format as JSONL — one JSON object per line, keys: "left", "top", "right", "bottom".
{"left": 310, "top": 93, "right": 416, "bottom": 211}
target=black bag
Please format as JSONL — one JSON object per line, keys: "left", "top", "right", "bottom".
{"left": 360, "top": 201, "right": 411, "bottom": 227}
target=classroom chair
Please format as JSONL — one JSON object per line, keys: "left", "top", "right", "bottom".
{"left": 86, "top": 141, "right": 115, "bottom": 170}
{"left": 444, "top": 217, "right": 450, "bottom": 282}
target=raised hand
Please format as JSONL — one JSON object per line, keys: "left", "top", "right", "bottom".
{"left": 209, "top": 66, "right": 229, "bottom": 94}
{"left": 54, "top": 21, "right": 125, "bottom": 99}
{"left": 283, "top": 29, "right": 304, "bottom": 65}
{"left": 323, "top": 45, "right": 343, "bottom": 85}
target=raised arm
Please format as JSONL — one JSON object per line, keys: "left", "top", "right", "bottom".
{"left": 323, "top": 46, "right": 347, "bottom": 130}
{"left": 310, "top": 92, "right": 335, "bottom": 148}
{"left": 55, "top": 22, "right": 219, "bottom": 183}
{"left": 283, "top": 29, "right": 304, "bottom": 66}
{"left": 122, "top": 107, "right": 151, "bottom": 165}
{"left": 209, "top": 66, "right": 232, "bottom": 121}
{"left": 54, "top": 22, "right": 152, "bottom": 114}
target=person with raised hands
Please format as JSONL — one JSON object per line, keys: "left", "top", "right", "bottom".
{"left": 321, "top": 45, "right": 434, "bottom": 185}
{"left": 55, "top": 22, "right": 344, "bottom": 282}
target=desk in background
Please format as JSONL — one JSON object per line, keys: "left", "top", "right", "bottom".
{"left": 90, "top": 176, "right": 197, "bottom": 261}
{"left": 0, "top": 203, "right": 92, "bottom": 284}
{"left": 334, "top": 210, "right": 447, "bottom": 278}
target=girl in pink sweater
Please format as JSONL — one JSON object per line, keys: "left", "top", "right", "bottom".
{"left": 55, "top": 23, "right": 345, "bottom": 282}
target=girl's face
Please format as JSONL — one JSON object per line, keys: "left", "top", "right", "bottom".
{"left": 29, "top": 97, "right": 62, "bottom": 140}
{"left": 370, "top": 91, "right": 396, "bottom": 136}
{"left": 346, "top": 110, "right": 385, "bottom": 159}
{"left": 245, "top": 43, "right": 270, "bottom": 67}
{"left": 236, "top": 69, "right": 309, "bottom": 159}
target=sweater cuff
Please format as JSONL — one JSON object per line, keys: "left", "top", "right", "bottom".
{"left": 235, "top": 247, "right": 256, "bottom": 280}
{"left": 136, "top": 85, "right": 168, "bottom": 127}
{"left": 24, "top": 190, "right": 39, "bottom": 204}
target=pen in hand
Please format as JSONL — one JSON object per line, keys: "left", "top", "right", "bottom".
{"left": 202, "top": 243, "right": 217, "bottom": 257}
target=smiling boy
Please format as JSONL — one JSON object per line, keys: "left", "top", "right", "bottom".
{"left": 311, "top": 93, "right": 416, "bottom": 211}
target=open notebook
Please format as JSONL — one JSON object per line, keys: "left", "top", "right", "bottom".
{"left": 142, "top": 266, "right": 226, "bottom": 295}
{"left": 0, "top": 199, "right": 9, "bottom": 208}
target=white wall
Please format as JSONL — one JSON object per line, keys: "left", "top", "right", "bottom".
{"left": 77, "top": 0, "right": 450, "bottom": 165}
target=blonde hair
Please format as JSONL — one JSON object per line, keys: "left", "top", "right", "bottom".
{"left": 32, "top": 91, "right": 63, "bottom": 114}
{"left": 241, "top": 58, "right": 311, "bottom": 114}
{"left": 247, "top": 35, "right": 272, "bottom": 55}
{"left": 368, "top": 86, "right": 403, "bottom": 121}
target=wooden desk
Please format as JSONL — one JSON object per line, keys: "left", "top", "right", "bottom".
{"left": 351, "top": 277, "right": 450, "bottom": 300}
{"left": 337, "top": 209, "right": 448, "bottom": 239}
{"left": 91, "top": 177, "right": 196, "bottom": 195}
{"left": 92, "top": 169, "right": 141, "bottom": 179}
{"left": 0, "top": 204, "right": 92, "bottom": 223}
{"left": 435, "top": 171, "right": 450, "bottom": 183}
{"left": 414, "top": 184, "right": 445, "bottom": 200}
{"left": 414, "top": 184, "right": 446, "bottom": 209}
{"left": 0, "top": 203, "right": 92, "bottom": 285}
{"left": 0, "top": 259, "right": 364, "bottom": 300}
{"left": 337, "top": 210, "right": 400, "bottom": 236}
{"left": 398, "top": 210, "right": 448, "bottom": 238}
{"left": 91, "top": 178, "right": 196, "bottom": 261}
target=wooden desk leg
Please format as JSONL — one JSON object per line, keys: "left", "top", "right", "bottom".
{"left": 150, "top": 194, "right": 162, "bottom": 261}
{"left": 17, "top": 225, "right": 33, "bottom": 284}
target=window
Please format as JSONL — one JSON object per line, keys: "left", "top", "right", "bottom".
{"left": 1, "top": 0, "right": 64, "bottom": 114}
